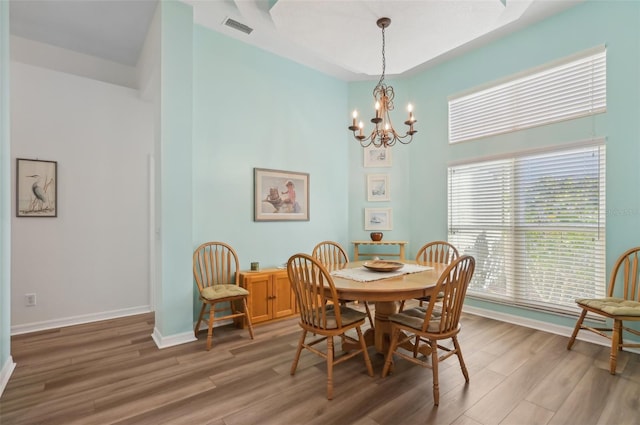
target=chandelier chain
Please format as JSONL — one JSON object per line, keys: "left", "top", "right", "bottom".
{"left": 376, "top": 25, "right": 386, "bottom": 89}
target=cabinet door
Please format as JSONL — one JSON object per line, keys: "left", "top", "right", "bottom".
{"left": 243, "top": 273, "right": 272, "bottom": 324}
{"left": 272, "top": 271, "right": 296, "bottom": 318}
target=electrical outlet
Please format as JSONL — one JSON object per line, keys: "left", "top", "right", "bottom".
{"left": 25, "top": 293, "right": 36, "bottom": 307}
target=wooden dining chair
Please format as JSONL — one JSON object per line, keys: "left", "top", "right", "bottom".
{"left": 193, "top": 241, "right": 254, "bottom": 351}
{"left": 399, "top": 240, "right": 460, "bottom": 312}
{"left": 287, "top": 253, "right": 374, "bottom": 400}
{"left": 567, "top": 246, "right": 640, "bottom": 374}
{"left": 312, "top": 241, "right": 374, "bottom": 328}
{"left": 382, "top": 255, "right": 475, "bottom": 406}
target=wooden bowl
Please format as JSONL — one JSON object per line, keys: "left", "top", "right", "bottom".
{"left": 370, "top": 232, "right": 383, "bottom": 241}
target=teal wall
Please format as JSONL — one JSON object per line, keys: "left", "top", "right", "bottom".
{"left": 192, "top": 26, "right": 349, "bottom": 269}
{"left": 349, "top": 0, "right": 640, "bottom": 328}
{"left": 155, "top": 0, "right": 194, "bottom": 337}
{"left": 1, "top": 0, "right": 12, "bottom": 383}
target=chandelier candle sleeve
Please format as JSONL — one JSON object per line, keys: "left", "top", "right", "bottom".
{"left": 348, "top": 17, "right": 417, "bottom": 148}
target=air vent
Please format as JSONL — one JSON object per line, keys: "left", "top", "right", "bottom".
{"left": 224, "top": 18, "right": 253, "bottom": 35}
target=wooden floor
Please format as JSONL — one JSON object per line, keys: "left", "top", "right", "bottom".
{"left": 1, "top": 307, "right": 639, "bottom": 425}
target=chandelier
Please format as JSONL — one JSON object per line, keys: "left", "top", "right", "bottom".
{"left": 348, "top": 17, "right": 417, "bottom": 148}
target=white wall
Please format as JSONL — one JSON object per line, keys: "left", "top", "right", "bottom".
{"left": 10, "top": 62, "right": 154, "bottom": 332}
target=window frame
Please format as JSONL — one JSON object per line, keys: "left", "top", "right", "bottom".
{"left": 447, "top": 141, "right": 606, "bottom": 315}
{"left": 448, "top": 45, "right": 607, "bottom": 144}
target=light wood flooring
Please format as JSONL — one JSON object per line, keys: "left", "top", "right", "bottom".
{"left": 1, "top": 306, "right": 639, "bottom": 425}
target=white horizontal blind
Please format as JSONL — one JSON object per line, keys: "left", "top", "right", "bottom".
{"left": 448, "top": 143, "right": 606, "bottom": 314}
{"left": 449, "top": 47, "right": 606, "bottom": 143}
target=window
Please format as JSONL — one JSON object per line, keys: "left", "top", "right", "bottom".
{"left": 448, "top": 142, "right": 606, "bottom": 314}
{"left": 449, "top": 46, "right": 606, "bottom": 143}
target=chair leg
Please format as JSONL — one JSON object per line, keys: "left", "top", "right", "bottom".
{"left": 290, "top": 329, "right": 307, "bottom": 375}
{"left": 567, "top": 309, "right": 587, "bottom": 350}
{"left": 364, "top": 302, "right": 375, "bottom": 329}
{"left": 243, "top": 298, "right": 255, "bottom": 339}
{"left": 194, "top": 303, "right": 207, "bottom": 337}
{"left": 610, "top": 320, "right": 622, "bottom": 375}
{"left": 430, "top": 339, "right": 440, "bottom": 406}
{"left": 452, "top": 335, "right": 469, "bottom": 382}
{"left": 206, "top": 305, "right": 215, "bottom": 351}
{"left": 412, "top": 335, "right": 421, "bottom": 358}
{"left": 398, "top": 300, "right": 406, "bottom": 312}
{"left": 326, "top": 336, "right": 334, "bottom": 400}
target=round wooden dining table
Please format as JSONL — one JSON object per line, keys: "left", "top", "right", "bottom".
{"left": 329, "top": 260, "right": 449, "bottom": 354}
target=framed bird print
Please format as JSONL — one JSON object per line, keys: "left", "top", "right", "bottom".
{"left": 16, "top": 158, "right": 57, "bottom": 217}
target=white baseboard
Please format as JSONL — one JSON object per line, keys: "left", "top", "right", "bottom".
{"left": 150, "top": 318, "right": 234, "bottom": 349}
{"left": 151, "top": 327, "right": 196, "bottom": 349}
{"left": 463, "top": 304, "right": 640, "bottom": 354}
{"left": 10, "top": 305, "right": 152, "bottom": 335}
{"left": 0, "top": 355, "right": 16, "bottom": 397}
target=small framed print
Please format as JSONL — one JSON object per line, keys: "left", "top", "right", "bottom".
{"left": 364, "top": 208, "right": 392, "bottom": 230}
{"left": 363, "top": 145, "right": 392, "bottom": 167}
{"left": 254, "top": 168, "right": 309, "bottom": 221}
{"left": 16, "top": 158, "right": 57, "bottom": 217}
{"left": 367, "top": 174, "right": 390, "bottom": 202}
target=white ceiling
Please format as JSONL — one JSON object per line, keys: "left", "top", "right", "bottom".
{"left": 9, "top": 0, "right": 583, "bottom": 81}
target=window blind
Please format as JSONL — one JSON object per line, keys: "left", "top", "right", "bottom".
{"left": 449, "top": 46, "right": 606, "bottom": 144}
{"left": 448, "top": 142, "right": 606, "bottom": 314}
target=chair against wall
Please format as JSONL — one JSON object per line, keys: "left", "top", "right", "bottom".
{"left": 567, "top": 246, "right": 640, "bottom": 374}
{"left": 312, "top": 241, "right": 374, "bottom": 328}
{"left": 399, "top": 241, "right": 460, "bottom": 312}
{"left": 193, "top": 241, "right": 254, "bottom": 351}
{"left": 287, "top": 253, "right": 374, "bottom": 400}
{"left": 382, "top": 255, "right": 475, "bottom": 406}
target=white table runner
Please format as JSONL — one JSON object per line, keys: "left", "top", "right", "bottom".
{"left": 331, "top": 264, "right": 433, "bottom": 282}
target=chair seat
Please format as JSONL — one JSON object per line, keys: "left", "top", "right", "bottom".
{"left": 316, "top": 305, "right": 368, "bottom": 329}
{"left": 389, "top": 307, "right": 444, "bottom": 332}
{"left": 201, "top": 284, "right": 249, "bottom": 301}
{"left": 576, "top": 297, "right": 640, "bottom": 316}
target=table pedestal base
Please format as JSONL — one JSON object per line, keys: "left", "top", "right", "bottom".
{"left": 340, "top": 301, "right": 431, "bottom": 357}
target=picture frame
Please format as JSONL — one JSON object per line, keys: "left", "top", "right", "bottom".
{"left": 363, "top": 145, "right": 392, "bottom": 168}
{"left": 16, "top": 158, "right": 58, "bottom": 217}
{"left": 367, "top": 174, "right": 390, "bottom": 202}
{"left": 254, "top": 168, "right": 309, "bottom": 221}
{"left": 364, "top": 208, "right": 392, "bottom": 230}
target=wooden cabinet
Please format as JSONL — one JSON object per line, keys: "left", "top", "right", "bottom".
{"left": 239, "top": 268, "right": 297, "bottom": 326}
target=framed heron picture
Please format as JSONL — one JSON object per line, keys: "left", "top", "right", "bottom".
{"left": 16, "top": 158, "right": 57, "bottom": 217}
